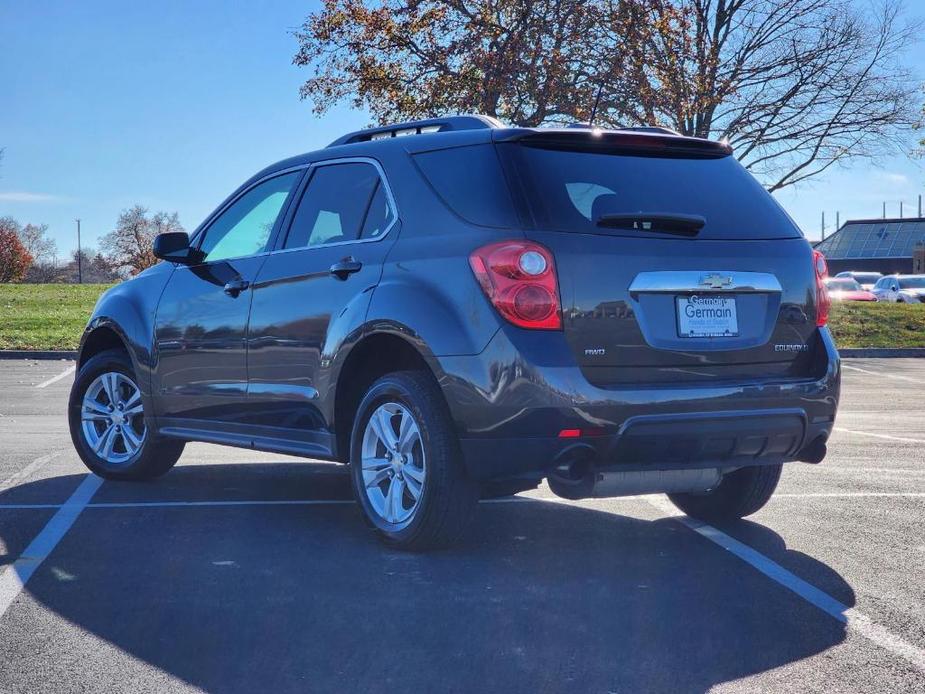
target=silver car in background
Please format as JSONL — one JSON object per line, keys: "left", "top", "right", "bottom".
{"left": 871, "top": 275, "right": 925, "bottom": 303}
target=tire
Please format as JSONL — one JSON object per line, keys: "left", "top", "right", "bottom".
{"left": 349, "top": 370, "right": 478, "bottom": 550}
{"left": 68, "top": 348, "right": 184, "bottom": 480}
{"left": 667, "top": 464, "right": 782, "bottom": 522}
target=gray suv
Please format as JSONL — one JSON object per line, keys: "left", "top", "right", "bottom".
{"left": 68, "top": 115, "right": 840, "bottom": 549}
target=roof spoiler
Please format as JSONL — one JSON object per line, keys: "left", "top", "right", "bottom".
{"left": 496, "top": 128, "right": 733, "bottom": 157}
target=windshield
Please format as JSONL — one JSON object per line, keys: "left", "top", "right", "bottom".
{"left": 826, "top": 279, "right": 861, "bottom": 291}
{"left": 499, "top": 143, "right": 802, "bottom": 240}
{"left": 898, "top": 277, "right": 925, "bottom": 289}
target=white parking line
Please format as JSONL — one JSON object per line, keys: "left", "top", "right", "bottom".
{"left": 0, "top": 451, "right": 61, "bottom": 492}
{"left": 834, "top": 427, "right": 925, "bottom": 444}
{"left": 841, "top": 363, "right": 925, "bottom": 384}
{"left": 821, "top": 467, "right": 925, "bottom": 475}
{"left": 0, "top": 474, "right": 102, "bottom": 620}
{"left": 86, "top": 499, "right": 356, "bottom": 509}
{"left": 2, "top": 492, "right": 925, "bottom": 511}
{"left": 0, "top": 504, "right": 65, "bottom": 510}
{"left": 773, "top": 492, "right": 925, "bottom": 498}
{"left": 35, "top": 364, "right": 75, "bottom": 389}
{"left": 644, "top": 496, "right": 925, "bottom": 672}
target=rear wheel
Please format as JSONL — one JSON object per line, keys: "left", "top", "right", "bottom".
{"left": 667, "top": 464, "right": 782, "bottom": 521}
{"left": 68, "top": 349, "right": 184, "bottom": 480}
{"left": 350, "top": 371, "right": 477, "bottom": 550}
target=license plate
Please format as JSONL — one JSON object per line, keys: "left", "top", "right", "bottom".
{"left": 677, "top": 295, "right": 739, "bottom": 337}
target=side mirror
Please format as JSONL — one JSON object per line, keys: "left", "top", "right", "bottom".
{"left": 153, "top": 232, "right": 201, "bottom": 265}
{"left": 891, "top": 284, "right": 899, "bottom": 292}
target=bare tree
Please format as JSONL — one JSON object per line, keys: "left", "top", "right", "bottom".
{"left": 16, "top": 222, "right": 56, "bottom": 261}
{"left": 15, "top": 222, "right": 58, "bottom": 282}
{"left": 100, "top": 206, "right": 184, "bottom": 277}
{"left": 295, "top": 0, "right": 920, "bottom": 190}
{"left": 615, "top": 0, "right": 921, "bottom": 190}
{"left": 55, "top": 248, "right": 119, "bottom": 284}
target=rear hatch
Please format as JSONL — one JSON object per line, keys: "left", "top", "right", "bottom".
{"left": 495, "top": 130, "right": 823, "bottom": 385}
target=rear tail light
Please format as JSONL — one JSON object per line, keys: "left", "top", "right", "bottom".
{"left": 469, "top": 240, "right": 562, "bottom": 330}
{"left": 812, "top": 250, "right": 830, "bottom": 327}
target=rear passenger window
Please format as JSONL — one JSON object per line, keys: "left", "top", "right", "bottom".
{"left": 284, "top": 163, "right": 391, "bottom": 249}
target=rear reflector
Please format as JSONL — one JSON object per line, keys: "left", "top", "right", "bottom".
{"left": 558, "top": 429, "right": 582, "bottom": 438}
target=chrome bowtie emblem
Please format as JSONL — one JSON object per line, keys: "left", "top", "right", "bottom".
{"left": 699, "top": 273, "right": 733, "bottom": 289}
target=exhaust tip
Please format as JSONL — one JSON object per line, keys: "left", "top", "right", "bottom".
{"left": 798, "top": 436, "right": 827, "bottom": 464}
{"left": 547, "top": 445, "right": 596, "bottom": 500}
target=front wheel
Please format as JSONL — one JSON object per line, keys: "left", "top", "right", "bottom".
{"left": 350, "top": 371, "right": 477, "bottom": 550}
{"left": 68, "top": 348, "right": 184, "bottom": 480}
{"left": 667, "top": 464, "right": 782, "bottom": 521}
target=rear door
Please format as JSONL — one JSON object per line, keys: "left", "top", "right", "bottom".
{"left": 498, "top": 136, "right": 821, "bottom": 385}
{"left": 153, "top": 170, "right": 302, "bottom": 425}
{"left": 245, "top": 158, "right": 398, "bottom": 449}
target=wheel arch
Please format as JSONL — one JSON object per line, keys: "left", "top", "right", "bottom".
{"left": 78, "top": 321, "right": 131, "bottom": 369}
{"left": 331, "top": 329, "right": 445, "bottom": 462}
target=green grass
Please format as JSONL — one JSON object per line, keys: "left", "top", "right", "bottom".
{"left": 0, "top": 282, "right": 923, "bottom": 351}
{"left": 828, "top": 301, "right": 925, "bottom": 349}
{"left": 0, "top": 283, "right": 113, "bottom": 350}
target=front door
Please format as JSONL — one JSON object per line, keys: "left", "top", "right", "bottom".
{"left": 152, "top": 170, "right": 302, "bottom": 428}
{"left": 246, "top": 159, "right": 398, "bottom": 450}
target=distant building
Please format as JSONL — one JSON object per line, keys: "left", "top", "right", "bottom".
{"left": 814, "top": 217, "right": 925, "bottom": 275}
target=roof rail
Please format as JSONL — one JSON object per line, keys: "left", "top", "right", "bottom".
{"left": 328, "top": 114, "right": 503, "bottom": 147}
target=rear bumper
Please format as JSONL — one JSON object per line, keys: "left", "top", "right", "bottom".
{"left": 438, "top": 327, "right": 840, "bottom": 481}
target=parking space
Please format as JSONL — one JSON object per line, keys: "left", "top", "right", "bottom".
{"left": 0, "top": 359, "right": 923, "bottom": 692}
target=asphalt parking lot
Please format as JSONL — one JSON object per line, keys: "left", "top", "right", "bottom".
{"left": 0, "top": 359, "right": 923, "bottom": 693}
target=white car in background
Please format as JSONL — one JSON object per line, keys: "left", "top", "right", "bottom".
{"left": 871, "top": 275, "right": 925, "bottom": 303}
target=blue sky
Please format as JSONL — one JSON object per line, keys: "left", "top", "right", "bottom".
{"left": 1, "top": 0, "right": 923, "bottom": 257}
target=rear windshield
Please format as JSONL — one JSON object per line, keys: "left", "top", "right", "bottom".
{"left": 499, "top": 144, "right": 802, "bottom": 240}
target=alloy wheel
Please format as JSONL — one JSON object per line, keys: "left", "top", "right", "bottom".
{"left": 81, "top": 371, "right": 147, "bottom": 464}
{"left": 360, "top": 402, "right": 426, "bottom": 525}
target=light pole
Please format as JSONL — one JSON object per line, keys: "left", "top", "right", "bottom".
{"left": 75, "top": 218, "right": 82, "bottom": 284}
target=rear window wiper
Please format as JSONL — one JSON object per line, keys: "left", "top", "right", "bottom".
{"left": 595, "top": 213, "right": 705, "bottom": 237}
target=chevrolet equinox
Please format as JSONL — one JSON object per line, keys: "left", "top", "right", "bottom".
{"left": 68, "top": 115, "right": 840, "bottom": 549}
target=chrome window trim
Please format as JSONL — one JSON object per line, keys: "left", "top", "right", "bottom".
{"left": 268, "top": 156, "right": 399, "bottom": 255}
{"left": 629, "top": 271, "right": 782, "bottom": 294}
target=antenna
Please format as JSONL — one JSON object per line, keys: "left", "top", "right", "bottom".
{"left": 588, "top": 82, "right": 605, "bottom": 127}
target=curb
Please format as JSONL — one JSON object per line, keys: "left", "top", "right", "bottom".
{"left": 0, "top": 351, "right": 78, "bottom": 360}
{"left": 839, "top": 348, "right": 925, "bottom": 358}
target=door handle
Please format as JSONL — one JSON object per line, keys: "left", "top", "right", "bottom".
{"left": 223, "top": 278, "right": 250, "bottom": 297}
{"left": 329, "top": 257, "right": 363, "bottom": 280}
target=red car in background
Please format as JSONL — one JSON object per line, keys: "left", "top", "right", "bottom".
{"left": 823, "top": 277, "right": 877, "bottom": 301}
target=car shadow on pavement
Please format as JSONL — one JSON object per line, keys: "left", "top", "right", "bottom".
{"left": 0, "top": 463, "right": 854, "bottom": 694}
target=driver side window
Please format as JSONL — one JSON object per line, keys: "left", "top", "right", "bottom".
{"left": 199, "top": 172, "right": 300, "bottom": 262}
